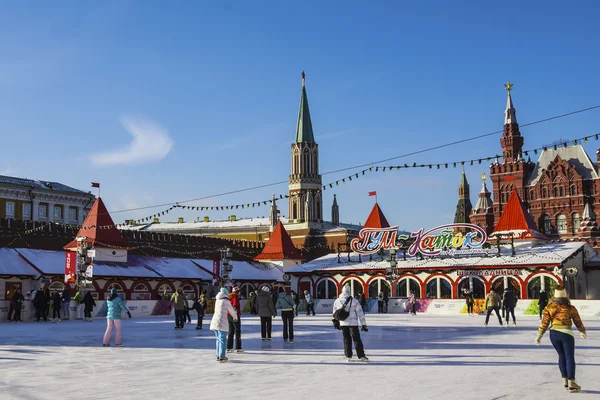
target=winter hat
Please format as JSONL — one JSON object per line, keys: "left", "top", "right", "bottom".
{"left": 231, "top": 286, "right": 240, "bottom": 293}
{"left": 261, "top": 285, "right": 271, "bottom": 292}
{"left": 554, "top": 286, "right": 568, "bottom": 299}
{"left": 342, "top": 284, "right": 351, "bottom": 295}
{"left": 220, "top": 287, "right": 229, "bottom": 296}
{"left": 110, "top": 288, "right": 118, "bottom": 296}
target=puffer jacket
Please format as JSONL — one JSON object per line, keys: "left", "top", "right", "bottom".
{"left": 210, "top": 292, "right": 237, "bottom": 331}
{"left": 485, "top": 291, "right": 501, "bottom": 308}
{"left": 107, "top": 295, "right": 129, "bottom": 320}
{"left": 171, "top": 292, "right": 186, "bottom": 311}
{"left": 276, "top": 292, "right": 295, "bottom": 311}
{"left": 333, "top": 291, "right": 366, "bottom": 327}
{"left": 539, "top": 298, "right": 586, "bottom": 336}
{"left": 256, "top": 291, "right": 276, "bottom": 317}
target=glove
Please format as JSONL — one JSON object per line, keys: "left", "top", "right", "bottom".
{"left": 581, "top": 332, "right": 587, "bottom": 339}
{"left": 535, "top": 335, "right": 542, "bottom": 346}
{"left": 361, "top": 325, "right": 368, "bottom": 332}
{"left": 127, "top": 312, "right": 132, "bottom": 319}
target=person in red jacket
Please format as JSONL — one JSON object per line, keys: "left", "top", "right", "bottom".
{"left": 226, "top": 286, "right": 243, "bottom": 353}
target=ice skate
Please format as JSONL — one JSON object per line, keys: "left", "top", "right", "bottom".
{"left": 289, "top": 340, "right": 294, "bottom": 343}
{"left": 115, "top": 344, "right": 122, "bottom": 347}
{"left": 346, "top": 357, "right": 352, "bottom": 362}
{"left": 359, "top": 357, "right": 369, "bottom": 362}
{"left": 563, "top": 377, "right": 568, "bottom": 389}
{"left": 512, "top": 322, "right": 517, "bottom": 327}
{"left": 219, "top": 357, "right": 229, "bottom": 363}
{"left": 102, "top": 344, "right": 109, "bottom": 347}
{"left": 227, "top": 349, "right": 234, "bottom": 353}
{"left": 568, "top": 379, "right": 580, "bottom": 392}
{"left": 236, "top": 349, "right": 244, "bottom": 353}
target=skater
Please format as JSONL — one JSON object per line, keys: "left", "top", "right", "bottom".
{"left": 463, "top": 288, "right": 475, "bottom": 316}
{"left": 74, "top": 289, "right": 85, "bottom": 320}
{"left": 10, "top": 288, "right": 24, "bottom": 323}
{"left": 383, "top": 290, "right": 389, "bottom": 313}
{"left": 248, "top": 291, "right": 258, "bottom": 315}
{"left": 170, "top": 288, "right": 186, "bottom": 329}
{"left": 377, "top": 292, "right": 384, "bottom": 313}
{"left": 192, "top": 294, "right": 206, "bottom": 330}
{"left": 502, "top": 288, "right": 518, "bottom": 326}
{"left": 256, "top": 286, "right": 276, "bottom": 340}
{"left": 227, "top": 286, "right": 243, "bottom": 353}
{"left": 102, "top": 288, "right": 131, "bottom": 347}
{"left": 538, "top": 290, "right": 549, "bottom": 320}
{"left": 535, "top": 285, "right": 587, "bottom": 392}
{"left": 484, "top": 288, "right": 503, "bottom": 326}
{"left": 45, "top": 288, "right": 52, "bottom": 319}
{"left": 304, "top": 290, "right": 315, "bottom": 316}
{"left": 291, "top": 290, "right": 300, "bottom": 317}
{"left": 52, "top": 291, "right": 62, "bottom": 323}
{"left": 6, "top": 285, "right": 17, "bottom": 321}
{"left": 61, "top": 288, "right": 71, "bottom": 320}
{"left": 183, "top": 294, "right": 191, "bottom": 324}
{"left": 33, "top": 288, "right": 48, "bottom": 322}
{"left": 276, "top": 288, "right": 295, "bottom": 343}
{"left": 358, "top": 292, "right": 366, "bottom": 312}
{"left": 83, "top": 291, "right": 96, "bottom": 321}
{"left": 408, "top": 291, "right": 417, "bottom": 315}
{"left": 333, "top": 284, "right": 369, "bottom": 362}
{"left": 210, "top": 288, "right": 238, "bottom": 363}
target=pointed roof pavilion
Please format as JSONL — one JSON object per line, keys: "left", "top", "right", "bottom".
{"left": 492, "top": 190, "right": 547, "bottom": 240}
{"left": 295, "top": 71, "right": 315, "bottom": 143}
{"left": 364, "top": 203, "right": 390, "bottom": 229}
{"left": 64, "top": 197, "right": 132, "bottom": 249}
{"left": 254, "top": 221, "right": 303, "bottom": 261}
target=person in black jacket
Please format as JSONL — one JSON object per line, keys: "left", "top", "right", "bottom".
{"left": 538, "top": 290, "right": 549, "bottom": 320}
{"left": 52, "top": 291, "right": 62, "bottom": 323}
{"left": 183, "top": 294, "right": 191, "bottom": 324}
{"left": 61, "top": 289, "right": 72, "bottom": 321}
{"left": 83, "top": 291, "right": 96, "bottom": 322}
{"left": 502, "top": 288, "right": 518, "bottom": 327}
{"left": 11, "top": 288, "right": 25, "bottom": 322}
{"left": 463, "top": 288, "right": 475, "bottom": 316}
{"left": 192, "top": 294, "right": 206, "bottom": 330}
{"left": 249, "top": 291, "right": 258, "bottom": 315}
{"left": 291, "top": 291, "right": 300, "bottom": 317}
{"left": 382, "top": 290, "right": 389, "bottom": 313}
{"left": 33, "top": 289, "right": 48, "bottom": 322}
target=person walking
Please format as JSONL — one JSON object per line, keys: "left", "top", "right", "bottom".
{"left": 333, "top": 284, "right": 369, "bottom": 362}
{"left": 408, "top": 291, "right": 417, "bottom": 315}
{"left": 248, "top": 291, "right": 258, "bottom": 315}
{"left": 183, "top": 294, "right": 192, "bottom": 324}
{"left": 463, "top": 288, "right": 475, "bottom": 316}
{"left": 170, "top": 288, "right": 186, "bottom": 329}
{"left": 484, "top": 288, "right": 503, "bottom": 327}
{"left": 256, "top": 286, "right": 276, "bottom": 340}
{"left": 73, "top": 289, "right": 85, "bottom": 320}
{"left": 83, "top": 291, "right": 96, "bottom": 322}
{"left": 276, "top": 288, "right": 295, "bottom": 343}
{"left": 33, "top": 289, "right": 48, "bottom": 322}
{"left": 502, "top": 288, "right": 518, "bottom": 327}
{"left": 291, "top": 290, "right": 300, "bottom": 317}
{"left": 535, "top": 285, "right": 586, "bottom": 392}
{"left": 377, "top": 292, "right": 384, "bottom": 313}
{"left": 6, "top": 285, "right": 17, "bottom": 321}
{"left": 192, "top": 294, "right": 206, "bottom": 330}
{"left": 10, "top": 288, "right": 24, "bottom": 323}
{"left": 102, "top": 288, "right": 131, "bottom": 347}
{"left": 358, "top": 292, "right": 366, "bottom": 312}
{"left": 382, "top": 290, "right": 389, "bottom": 313}
{"left": 304, "top": 290, "right": 315, "bottom": 316}
{"left": 210, "top": 288, "right": 238, "bottom": 363}
{"left": 61, "top": 289, "right": 72, "bottom": 321}
{"left": 45, "top": 289, "right": 52, "bottom": 320}
{"left": 538, "top": 290, "right": 549, "bottom": 320}
{"left": 227, "top": 286, "right": 243, "bottom": 353}
{"left": 52, "top": 291, "right": 62, "bottom": 323}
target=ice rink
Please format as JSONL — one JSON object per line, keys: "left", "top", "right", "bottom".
{"left": 1, "top": 314, "right": 599, "bottom": 400}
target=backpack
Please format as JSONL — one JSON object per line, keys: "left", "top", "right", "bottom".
{"left": 333, "top": 297, "right": 352, "bottom": 321}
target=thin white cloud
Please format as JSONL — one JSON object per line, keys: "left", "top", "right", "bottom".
{"left": 89, "top": 117, "right": 174, "bottom": 167}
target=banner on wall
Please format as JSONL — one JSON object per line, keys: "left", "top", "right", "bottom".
{"left": 64, "top": 251, "right": 77, "bottom": 284}
{"left": 458, "top": 269, "right": 521, "bottom": 277}
{"left": 212, "top": 259, "right": 220, "bottom": 286}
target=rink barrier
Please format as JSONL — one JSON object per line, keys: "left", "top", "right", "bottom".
{"left": 2, "top": 299, "right": 600, "bottom": 321}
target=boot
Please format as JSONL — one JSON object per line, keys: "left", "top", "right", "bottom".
{"left": 563, "top": 377, "right": 568, "bottom": 389}
{"left": 568, "top": 379, "right": 581, "bottom": 392}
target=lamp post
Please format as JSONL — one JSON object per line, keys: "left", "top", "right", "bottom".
{"left": 221, "top": 248, "right": 233, "bottom": 286}
{"left": 386, "top": 247, "right": 398, "bottom": 282}
{"left": 75, "top": 236, "right": 91, "bottom": 290}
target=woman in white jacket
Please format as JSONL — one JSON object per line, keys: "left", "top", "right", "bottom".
{"left": 332, "top": 285, "right": 369, "bottom": 362}
{"left": 210, "top": 288, "right": 238, "bottom": 363}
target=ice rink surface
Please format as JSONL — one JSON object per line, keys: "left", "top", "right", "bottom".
{"left": 0, "top": 314, "right": 599, "bottom": 400}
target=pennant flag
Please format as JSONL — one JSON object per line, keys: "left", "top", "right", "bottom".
{"left": 368, "top": 191, "right": 377, "bottom": 197}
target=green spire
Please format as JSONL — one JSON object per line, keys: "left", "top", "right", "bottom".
{"left": 460, "top": 169, "right": 469, "bottom": 186}
{"left": 295, "top": 71, "right": 315, "bottom": 143}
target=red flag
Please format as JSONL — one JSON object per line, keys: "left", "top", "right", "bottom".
{"left": 368, "top": 191, "right": 377, "bottom": 197}
{"left": 91, "top": 182, "right": 100, "bottom": 188}
{"left": 64, "top": 251, "right": 77, "bottom": 284}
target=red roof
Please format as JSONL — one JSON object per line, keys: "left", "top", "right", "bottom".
{"left": 492, "top": 190, "right": 547, "bottom": 240}
{"left": 64, "top": 198, "right": 132, "bottom": 249}
{"left": 363, "top": 203, "right": 390, "bottom": 229}
{"left": 254, "top": 221, "right": 303, "bottom": 261}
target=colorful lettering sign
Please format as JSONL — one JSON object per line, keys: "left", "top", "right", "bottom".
{"left": 399, "top": 223, "right": 487, "bottom": 257}
{"left": 64, "top": 251, "right": 77, "bottom": 284}
{"left": 350, "top": 226, "right": 398, "bottom": 255}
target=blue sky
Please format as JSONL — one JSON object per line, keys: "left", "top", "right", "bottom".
{"left": 2, "top": 1, "right": 600, "bottom": 231}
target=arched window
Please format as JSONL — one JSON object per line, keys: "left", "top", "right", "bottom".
{"left": 527, "top": 275, "right": 559, "bottom": 299}
{"left": 542, "top": 187, "right": 547, "bottom": 199}
{"left": 49, "top": 282, "right": 65, "bottom": 293}
{"left": 342, "top": 278, "right": 364, "bottom": 297}
{"left": 529, "top": 190, "right": 535, "bottom": 201}
{"left": 368, "top": 278, "right": 391, "bottom": 299}
{"left": 181, "top": 284, "right": 195, "bottom": 299}
{"left": 559, "top": 187, "right": 565, "bottom": 197}
{"left": 314, "top": 150, "right": 319, "bottom": 174}
{"left": 303, "top": 149, "right": 310, "bottom": 174}
{"left": 543, "top": 214, "right": 552, "bottom": 233}
{"left": 239, "top": 283, "right": 255, "bottom": 300}
{"left": 553, "top": 187, "right": 558, "bottom": 197}
{"left": 491, "top": 277, "right": 521, "bottom": 299}
{"left": 105, "top": 283, "right": 124, "bottom": 300}
{"left": 572, "top": 213, "right": 581, "bottom": 234}
{"left": 557, "top": 214, "right": 567, "bottom": 234}
{"left": 457, "top": 277, "right": 485, "bottom": 298}
{"left": 571, "top": 185, "right": 577, "bottom": 196}
{"left": 132, "top": 283, "right": 150, "bottom": 300}
{"left": 316, "top": 278, "right": 338, "bottom": 299}
{"left": 425, "top": 277, "right": 452, "bottom": 299}
{"left": 396, "top": 277, "right": 421, "bottom": 298}
{"left": 158, "top": 283, "right": 173, "bottom": 298}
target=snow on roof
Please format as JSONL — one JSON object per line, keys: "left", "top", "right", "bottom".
{"left": 0, "top": 174, "right": 91, "bottom": 194}
{"left": 122, "top": 217, "right": 281, "bottom": 231}
{"left": 123, "top": 256, "right": 212, "bottom": 280}
{"left": 0, "top": 249, "right": 40, "bottom": 277}
{"left": 527, "top": 145, "right": 598, "bottom": 186}
{"left": 288, "top": 242, "right": 593, "bottom": 273}
{"left": 191, "top": 259, "right": 284, "bottom": 282}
